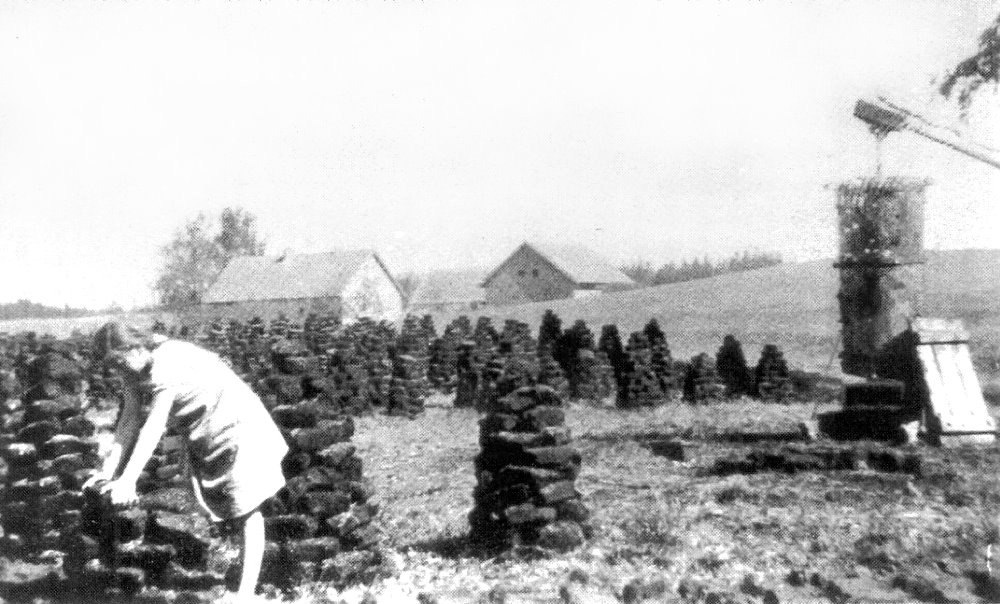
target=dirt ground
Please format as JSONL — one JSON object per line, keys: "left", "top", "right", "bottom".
{"left": 6, "top": 396, "right": 999, "bottom": 603}
{"left": 317, "top": 396, "right": 1000, "bottom": 603}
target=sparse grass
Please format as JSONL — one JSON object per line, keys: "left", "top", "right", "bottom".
{"left": 311, "top": 399, "right": 1000, "bottom": 602}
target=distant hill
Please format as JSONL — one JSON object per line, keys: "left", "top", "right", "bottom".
{"left": 428, "top": 249, "right": 1000, "bottom": 374}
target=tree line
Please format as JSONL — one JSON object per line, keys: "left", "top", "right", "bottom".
{"left": 0, "top": 300, "right": 98, "bottom": 321}
{"left": 619, "top": 251, "right": 783, "bottom": 288}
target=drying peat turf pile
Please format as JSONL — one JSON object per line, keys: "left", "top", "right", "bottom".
{"left": 262, "top": 403, "right": 387, "bottom": 591}
{"left": 470, "top": 385, "right": 590, "bottom": 553}
{"left": 712, "top": 442, "right": 923, "bottom": 476}
{"left": 683, "top": 352, "right": 726, "bottom": 402}
{"left": 453, "top": 318, "right": 501, "bottom": 409}
{"left": 0, "top": 394, "right": 98, "bottom": 559}
{"left": 618, "top": 333, "right": 664, "bottom": 408}
{"left": 428, "top": 316, "right": 471, "bottom": 394}
{"left": 754, "top": 344, "right": 795, "bottom": 401}
{"left": 386, "top": 316, "right": 431, "bottom": 418}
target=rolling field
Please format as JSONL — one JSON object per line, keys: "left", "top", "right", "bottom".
{"left": 430, "top": 249, "right": 1000, "bottom": 376}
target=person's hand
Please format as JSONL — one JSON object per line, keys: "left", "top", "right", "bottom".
{"left": 81, "top": 472, "right": 110, "bottom": 493}
{"left": 101, "top": 479, "right": 138, "bottom": 507}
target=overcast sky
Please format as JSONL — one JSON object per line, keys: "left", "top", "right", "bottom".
{"left": 1, "top": 1, "right": 999, "bottom": 309}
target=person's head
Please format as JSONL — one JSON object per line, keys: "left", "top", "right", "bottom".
{"left": 92, "top": 322, "right": 156, "bottom": 373}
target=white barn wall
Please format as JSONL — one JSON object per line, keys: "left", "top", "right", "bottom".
{"left": 341, "top": 256, "right": 404, "bottom": 323}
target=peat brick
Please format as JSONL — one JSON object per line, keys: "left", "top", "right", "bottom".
{"left": 536, "top": 520, "right": 586, "bottom": 552}
{"left": 271, "top": 404, "right": 318, "bottom": 429}
{"left": 111, "top": 508, "right": 148, "bottom": 543}
{"left": 315, "top": 443, "right": 357, "bottom": 468}
{"left": 40, "top": 490, "right": 85, "bottom": 515}
{"left": 50, "top": 453, "right": 87, "bottom": 475}
{"left": 145, "top": 511, "right": 212, "bottom": 568}
{"left": 296, "top": 491, "right": 352, "bottom": 518}
{"left": 290, "top": 419, "right": 353, "bottom": 452}
{"left": 39, "top": 434, "right": 98, "bottom": 459}
{"left": 61, "top": 415, "right": 96, "bottom": 438}
{"left": 342, "top": 524, "right": 381, "bottom": 549}
{"left": 538, "top": 480, "right": 579, "bottom": 505}
{"left": 285, "top": 537, "right": 341, "bottom": 563}
{"left": 317, "top": 550, "right": 380, "bottom": 587}
{"left": 326, "top": 505, "right": 371, "bottom": 537}
{"left": 555, "top": 499, "right": 591, "bottom": 524}
{"left": 15, "top": 421, "right": 60, "bottom": 446}
{"left": 114, "top": 566, "right": 146, "bottom": 595}
{"left": 480, "top": 428, "right": 570, "bottom": 450}
{"left": 497, "top": 465, "right": 575, "bottom": 489}
{"left": 518, "top": 407, "right": 565, "bottom": 432}
{"left": 525, "top": 446, "right": 581, "bottom": 467}
{"left": 479, "top": 414, "right": 519, "bottom": 435}
{"left": 504, "top": 503, "right": 557, "bottom": 525}
{"left": 75, "top": 559, "right": 116, "bottom": 593}
{"left": 158, "top": 562, "right": 226, "bottom": 591}
{"left": 114, "top": 542, "right": 177, "bottom": 579}
{"left": 2, "top": 442, "right": 38, "bottom": 467}
{"left": 265, "top": 514, "right": 318, "bottom": 541}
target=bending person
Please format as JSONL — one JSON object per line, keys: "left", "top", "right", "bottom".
{"left": 88, "top": 322, "right": 287, "bottom": 600}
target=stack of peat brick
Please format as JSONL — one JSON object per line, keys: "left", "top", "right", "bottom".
{"left": 570, "top": 348, "right": 615, "bottom": 404}
{"left": 487, "top": 321, "right": 540, "bottom": 410}
{"left": 64, "top": 488, "right": 231, "bottom": 602}
{"left": 428, "top": 316, "right": 471, "bottom": 393}
{"left": 754, "top": 344, "right": 795, "bottom": 401}
{"left": 387, "top": 315, "right": 431, "bottom": 418}
{"left": 324, "top": 336, "right": 374, "bottom": 416}
{"left": 454, "top": 318, "right": 500, "bottom": 408}
{"left": 562, "top": 321, "right": 614, "bottom": 404}
{"left": 649, "top": 339, "right": 684, "bottom": 401}
{"left": 137, "top": 433, "right": 187, "bottom": 494}
{"left": 618, "top": 333, "right": 664, "bottom": 408}
{"left": 0, "top": 393, "right": 98, "bottom": 559}
{"left": 470, "top": 385, "right": 590, "bottom": 552}
{"left": 255, "top": 339, "right": 307, "bottom": 411}
{"left": 683, "top": 353, "right": 726, "bottom": 402}
{"left": 263, "top": 403, "right": 386, "bottom": 590}
{"left": 536, "top": 347, "right": 569, "bottom": 400}
{"left": 354, "top": 319, "right": 393, "bottom": 410}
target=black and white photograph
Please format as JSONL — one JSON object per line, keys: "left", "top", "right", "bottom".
{"left": 1, "top": 1, "right": 1000, "bottom": 602}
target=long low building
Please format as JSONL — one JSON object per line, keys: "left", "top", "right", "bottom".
{"left": 202, "top": 249, "right": 404, "bottom": 323}
{"left": 481, "top": 242, "right": 635, "bottom": 306}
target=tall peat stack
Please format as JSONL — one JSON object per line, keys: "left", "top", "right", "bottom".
{"left": 264, "top": 402, "right": 386, "bottom": 589}
{"left": 835, "top": 177, "right": 927, "bottom": 377}
{"left": 470, "top": 385, "right": 589, "bottom": 552}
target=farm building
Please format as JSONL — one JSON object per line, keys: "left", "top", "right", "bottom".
{"left": 408, "top": 268, "right": 487, "bottom": 314}
{"left": 202, "top": 249, "right": 404, "bottom": 323}
{"left": 481, "top": 242, "right": 634, "bottom": 306}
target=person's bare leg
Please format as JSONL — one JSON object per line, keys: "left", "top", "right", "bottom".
{"left": 238, "top": 509, "right": 265, "bottom": 599}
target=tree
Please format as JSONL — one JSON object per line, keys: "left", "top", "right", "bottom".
{"left": 940, "top": 12, "right": 1000, "bottom": 110}
{"left": 620, "top": 260, "right": 655, "bottom": 287}
{"left": 153, "top": 207, "right": 266, "bottom": 310}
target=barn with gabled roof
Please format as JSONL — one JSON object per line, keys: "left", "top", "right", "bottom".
{"left": 203, "top": 249, "right": 403, "bottom": 323}
{"left": 481, "top": 242, "right": 634, "bottom": 306}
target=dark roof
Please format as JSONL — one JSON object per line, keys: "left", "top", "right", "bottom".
{"left": 483, "top": 242, "right": 634, "bottom": 287}
{"left": 410, "top": 268, "right": 487, "bottom": 306}
{"left": 204, "top": 250, "right": 399, "bottom": 304}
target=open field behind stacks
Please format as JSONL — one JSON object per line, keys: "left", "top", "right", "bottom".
{"left": 325, "top": 397, "right": 1000, "bottom": 603}
{"left": 430, "top": 249, "right": 1000, "bottom": 377}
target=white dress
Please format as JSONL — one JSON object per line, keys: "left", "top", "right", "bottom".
{"left": 148, "top": 339, "right": 288, "bottom": 520}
